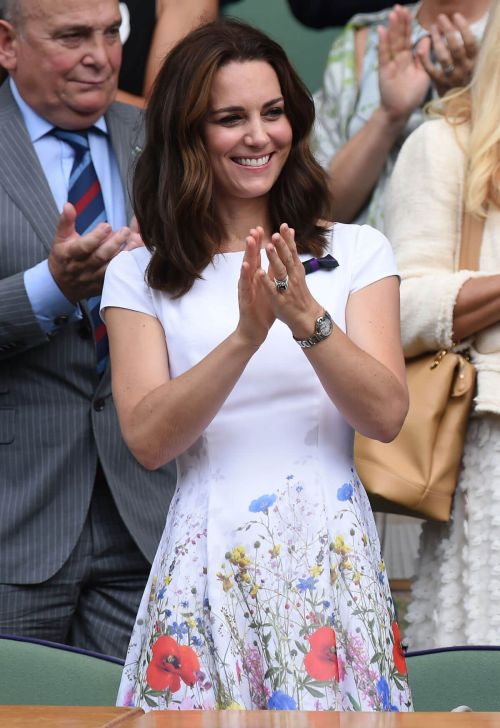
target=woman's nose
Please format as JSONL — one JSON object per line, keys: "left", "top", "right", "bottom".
{"left": 243, "top": 119, "right": 268, "bottom": 147}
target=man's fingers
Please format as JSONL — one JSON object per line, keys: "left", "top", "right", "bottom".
{"left": 54, "top": 203, "right": 77, "bottom": 241}
{"left": 92, "top": 227, "right": 133, "bottom": 262}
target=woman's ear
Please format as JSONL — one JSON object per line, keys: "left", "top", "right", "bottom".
{"left": 0, "top": 20, "right": 18, "bottom": 73}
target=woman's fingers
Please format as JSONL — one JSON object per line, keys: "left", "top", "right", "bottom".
{"left": 279, "top": 223, "right": 301, "bottom": 263}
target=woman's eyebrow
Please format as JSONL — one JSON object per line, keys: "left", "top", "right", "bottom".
{"left": 210, "top": 97, "right": 284, "bottom": 114}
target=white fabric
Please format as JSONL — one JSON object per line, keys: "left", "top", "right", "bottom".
{"left": 102, "top": 224, "right": 412, "bottom": 712}
{"left": 406, "top": 413, "right": 500, "bottom": 649}
{"left": 385, "top": 117, "right": 500, "bottom": 415}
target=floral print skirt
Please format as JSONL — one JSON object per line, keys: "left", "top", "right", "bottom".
{"left": 117, "top": 466, "right": 412, "bottom": 712}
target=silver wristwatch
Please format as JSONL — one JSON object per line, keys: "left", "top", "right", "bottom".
{"left": 293, "top": 310, "right": 333, "bottom": 349}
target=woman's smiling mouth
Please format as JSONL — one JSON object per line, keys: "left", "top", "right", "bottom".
{"left": 232, "top": 154, "right": 272, "bottom": 167}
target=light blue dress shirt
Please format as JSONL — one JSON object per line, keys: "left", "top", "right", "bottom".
{"left": 11, "top": 79, "right": 128, "bottom": 333}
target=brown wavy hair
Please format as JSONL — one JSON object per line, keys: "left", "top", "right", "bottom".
{"left": 134, "top": 19, "right": 333, "bottom": 296}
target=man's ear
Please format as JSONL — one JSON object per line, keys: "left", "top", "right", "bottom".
{"left": 0, "top": 20, "right": 18, "bottom": 73}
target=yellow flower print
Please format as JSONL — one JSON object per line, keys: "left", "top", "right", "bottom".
{"left": 216, "top": 571, "right": 234, "bottom": 592}
{"left": 229, "top": 545, "right": 251, "bottom": 569}
{"left": 227, "top": 702, "right": 244, "bottom": 710}
{"left": 250, "top": 584, "right": 260, "bottom": 598}
{"left": 341, "top": 559, "right": 352, "bottom": 571}
{"left": 333, "top": 535, "right": 351, "bottom": 555}
{"left": 310, "top": 564, "right": 323, "bottom": 577}
{"left": 269, "top": 544, "right": 281, "bottom": 558}
{"left": 353, "top": 570, "right": 362, "bottom": 585}
{"left": 186, "top": 617, "right": 197, "bottom": 629}
{"left": 241, "top": 571, "right": 251, "bottom": 584}
{"left": 378, "top": 560, "right": 386, "bottom": 573}
{"left": 330, "top": 567, "right": 338, "bottom": 584}
{"left": 164, "top": 575, "right": 172, "bottom": 586}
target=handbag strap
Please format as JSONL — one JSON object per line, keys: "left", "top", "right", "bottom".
{"left": 459, "top": 210, "right": 485, "bottom": 271}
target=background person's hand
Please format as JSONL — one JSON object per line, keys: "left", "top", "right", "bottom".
{"left": 377, "top": 5, "right": 431, "bottom": 124}
{"left": 48, "top": 203, "right": 135, "bottom": 303}
{"left": 416, "top": 12, "right": 479, "bottom": 96}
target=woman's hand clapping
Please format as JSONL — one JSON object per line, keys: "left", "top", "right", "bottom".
{"left": 237, "top": 223, "right": 323, "bottom": 348}
{"left": 237, "top": 226, "right": 276, "bottom": 349}
{"left": 261, "top": 223, "right": 323, "bottom": 340}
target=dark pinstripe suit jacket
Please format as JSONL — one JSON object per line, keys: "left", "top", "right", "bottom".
{"left": 0, "top": 81, "right": 176, "bottom": 583}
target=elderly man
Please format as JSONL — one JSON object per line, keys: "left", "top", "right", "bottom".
{"left": 0, "top": 0, "right": 175, "bottom": 658}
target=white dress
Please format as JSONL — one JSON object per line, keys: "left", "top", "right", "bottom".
{"left": 101, "top": 223, "right": 412, "bottom": 712}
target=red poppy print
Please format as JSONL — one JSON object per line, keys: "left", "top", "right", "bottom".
{"left": 146, "top": 635, "right": 200, "bottom": 692}
{"left": 304, "top": 626, "right": 339, "bottom": 681}
{"left": 392, "top": 621, "right": 407, "bottom": 675}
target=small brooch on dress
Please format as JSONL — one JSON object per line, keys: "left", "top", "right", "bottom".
{"left": 302, "top": 254, "right": 339, "bottom": 275}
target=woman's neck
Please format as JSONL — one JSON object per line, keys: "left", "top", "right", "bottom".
{"left": 217, "top": 196, "right": 272, "bottom": 253}
{"left": 417, "top": 0, "right": 490, "bottom": 27}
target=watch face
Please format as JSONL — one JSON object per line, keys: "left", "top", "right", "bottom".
{"left": 316, "top": 313, "right": 332, "bottom": 337}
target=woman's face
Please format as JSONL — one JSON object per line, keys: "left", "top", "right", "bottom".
{"left": 203, "top": 60, "right": 293, "bottom": 206}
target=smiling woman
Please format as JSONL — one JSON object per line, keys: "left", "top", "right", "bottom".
{"left": 100, "top": 19, "right": 412, "bottom": 713}
{"left": 203, "top": 60, "right": 292, "bottom": 214}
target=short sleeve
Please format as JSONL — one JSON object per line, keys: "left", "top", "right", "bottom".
{"left": 100, "top": 248, "right": 155, "bottom": 320}
{"left": 350, "top": 224, "right": 399, "bottom": 293}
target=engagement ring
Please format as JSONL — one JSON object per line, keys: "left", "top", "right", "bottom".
{"left": 274, "top": 274, "right": 289, "bottom": 292}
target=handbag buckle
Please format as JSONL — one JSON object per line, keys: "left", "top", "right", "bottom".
{"left": 430, "top": 350, "right": 448, "bottom": 369}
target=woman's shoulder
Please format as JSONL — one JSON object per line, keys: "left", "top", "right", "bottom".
{"left": 106, "top": 245, "right": 152, "bottom": 280}
{"left": 323, "top": 221, "right": 390, "bottom": 247}
{"left": 401, "top": 116, "right": 465, "bottom": 159}
{"left": 322, "top": 221, "right": 394, "bottom": 265}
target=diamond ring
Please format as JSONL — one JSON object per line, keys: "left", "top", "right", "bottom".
{"left": 274, "top": 274, "right": 289, "bottom": 292}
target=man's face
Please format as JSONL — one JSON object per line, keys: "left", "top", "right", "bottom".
{"left": 2, "top": 0, "right": 122, "bottom": 128}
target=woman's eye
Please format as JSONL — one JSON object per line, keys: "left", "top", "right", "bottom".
{"left": 266, "top": 107, "right": 285, "bottom": 118}
{"left": 219, "top": 115, "right": 242, "bottom": 126}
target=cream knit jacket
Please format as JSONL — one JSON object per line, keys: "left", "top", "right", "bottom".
{"left": 385, "top": 117, "right": 500, "bottom": 415}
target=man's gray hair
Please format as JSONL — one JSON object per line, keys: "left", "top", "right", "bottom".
{"left": 0, "top": 0, "right": 22, "bottom": 25}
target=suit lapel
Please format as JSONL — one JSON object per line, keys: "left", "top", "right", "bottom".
{"left": 105, "top": 104, "right": 144, "bottom": 223}
{"left": 0, "top": 83, "right": 59, "bottom": 254}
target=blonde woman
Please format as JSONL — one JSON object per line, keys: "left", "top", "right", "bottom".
{"left": 385, "top": 0, "right": 500, "bottom": 649}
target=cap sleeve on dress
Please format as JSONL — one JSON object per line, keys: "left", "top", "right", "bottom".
{"left": 350, "top": 224, "right": 399, "bottom": 294}
{"left": 100, "top": 248, "right": 155, "bottom": 320}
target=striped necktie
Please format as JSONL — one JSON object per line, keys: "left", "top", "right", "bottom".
{"left": 52, "top": 128, "right": 109, "bottom": 374}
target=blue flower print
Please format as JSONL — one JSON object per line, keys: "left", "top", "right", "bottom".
{"left": 157, "top": 586, "right": 167, "bottom": 600}
{"left": 171, "top": 621, "right": 188, "bottom": 638}
{"left": 377, "top": 677, "right": 399, "bottom": 711}
{"left": 337, "top": 482, "right": 353, "bottom": 501}
{"left": 249, "top": 494, "right": 277, "bottom": 513}
{"left": 297, "top": 576, "right": 318, "bottom": 592}
{"left": 268, "top": 690, "right": 297, "bottom": 710}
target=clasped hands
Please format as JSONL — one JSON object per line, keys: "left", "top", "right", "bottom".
{"left": 48, "top": 202, "right": 143, "bottom": 304}
{"left": 237, "top": 223, "right": 323, "bottom": 349}
{"left": 377, "top": 4, "right": 479, "bottom": 124}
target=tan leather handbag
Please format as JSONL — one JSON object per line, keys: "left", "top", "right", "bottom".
{"left": 354, "top": 212, "right": 484, "bottom": 522}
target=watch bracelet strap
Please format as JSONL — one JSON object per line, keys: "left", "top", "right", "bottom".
{"left": 295, "top": 334, "right": 322, "bottom": 349}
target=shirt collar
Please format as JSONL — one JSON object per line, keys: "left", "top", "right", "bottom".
{"left": 9, "top": 77, "right": 108, "bottom": 142}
